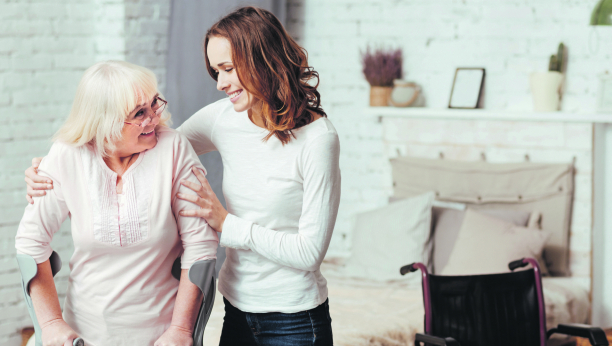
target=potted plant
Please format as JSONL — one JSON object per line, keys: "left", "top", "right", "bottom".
{"left": 530, "top": 43, "right": 565, "bottom": 112}
{"left": 361, "top": 46, "right": 402, "bottom": 106}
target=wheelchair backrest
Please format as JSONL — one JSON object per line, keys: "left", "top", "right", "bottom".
{"left": 428, "top": 269, "right": 542, "bottom": 346}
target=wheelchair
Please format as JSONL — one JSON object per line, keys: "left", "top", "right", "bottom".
{"left": 16, "top": 251, "right": 216, "bottom": 346}
{"left": 400, "top": 258, "right": 609, "bottom": 346}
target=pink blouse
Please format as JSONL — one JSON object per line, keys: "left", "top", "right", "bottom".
{"left": 15, "top": 127, "right": 218, "bottom": 346}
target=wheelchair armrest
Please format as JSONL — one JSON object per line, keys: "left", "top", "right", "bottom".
{"left": 415, "top": 333, "right": 461, "bottom": 346}
{"left": 400, "top": 263, "right": 418, "bottom": 276}
{"left": 547, "top": 324, "right": 609, "bottom": 346}
{"left": 508, "top": 258, "right": 527, "bottom": 271}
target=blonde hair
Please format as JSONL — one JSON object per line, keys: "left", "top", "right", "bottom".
{"left": 54, "top": 60, "right": 171, "bottom": 157}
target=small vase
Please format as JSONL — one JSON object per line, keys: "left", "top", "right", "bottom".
{"left": 530, "top": 71, "right": 564, "bottom": 112}
{"left": 369, "top": 86, "right": 393, "bottom": 107}
{"left": 389, "top": 80, "right": 421, "bottom": 107}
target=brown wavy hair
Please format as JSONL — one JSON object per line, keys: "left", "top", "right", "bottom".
{"left": 204, "top": 6, "right": 326, "bottom": 145}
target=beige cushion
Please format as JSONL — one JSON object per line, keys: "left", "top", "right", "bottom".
{"left": 441, "top": 209, "right": 551, "bottom": 275}
{"left": 391, "top": 156, "right": 573, "bottom": 276}
{"left": 431, "top": 207, "right": 533, "bottom": 274}
{"left": 344, "top": 192, "right": 435, "bottom": 283}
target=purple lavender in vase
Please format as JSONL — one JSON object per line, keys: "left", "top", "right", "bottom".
{"left": 361, "top": 46, "right": 403, "bottom": 86}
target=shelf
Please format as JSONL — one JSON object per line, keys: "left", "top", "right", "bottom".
{"left": 366, "top": 107, "right": 612, "bottom": 124}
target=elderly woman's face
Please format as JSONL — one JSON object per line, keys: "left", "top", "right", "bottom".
{"left": 115, "top": 94, "right": 161, "bottom": 156}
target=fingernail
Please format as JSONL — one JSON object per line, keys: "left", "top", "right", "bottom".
{"left": 179, "top": 211, "right": 184, "bottom": 216}
{"left": 47, "top": 185, "right": 52, "bottom": 189}
{"left": 47, "top": 180, "right": 52, "bottom": 184}
{"left": 177, "top": 193, "right": 183, "bottom": 198}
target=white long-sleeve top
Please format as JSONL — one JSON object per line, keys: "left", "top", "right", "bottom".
{"left": 178, "top": 98, "right": 341, "bottom": 313}
{"left": 15, "top": 127, "right": 218, "bottom": 346}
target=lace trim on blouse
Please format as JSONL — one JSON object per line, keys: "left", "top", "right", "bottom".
{"left": 80, "top": 145, "right": 155, "bottom": 247}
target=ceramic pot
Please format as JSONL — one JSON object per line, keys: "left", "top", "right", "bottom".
{"left": 369, "top": 86, "right": 393, "bottom": 107}
{"left": 530, "top": 71, "right": 564, "bottom": 112}
{"left": 389, "top": 80, "right": 421, "bottom": 107}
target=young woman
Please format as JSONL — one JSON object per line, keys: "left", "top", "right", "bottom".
{"left": 18, "top": 61, "right": 218, "bottom": 346}
{"left": 26, "top": 6, "right": 340, "bottom": 345}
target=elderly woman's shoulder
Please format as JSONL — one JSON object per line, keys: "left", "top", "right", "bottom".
{"left": 37, "top": 140, "right": 84, "bottom": 174}
{"left": 48, "top": 140, "right": 81, "bottom": 157}
{"left": 156, "top": 126, "right": 182, "bottom": 143}
{"left": 154, "top": 126, "right": 193, "bottom": 150}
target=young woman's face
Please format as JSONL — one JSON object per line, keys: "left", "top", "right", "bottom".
{"left": 207, "top": 36, "right": 256, "bottom": 113}
{"left": 115, "top": 94, "right": 161, "bottom": 156}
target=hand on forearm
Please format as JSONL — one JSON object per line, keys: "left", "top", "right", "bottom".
{"left": 154, "top": 269, "right": 201, "bottom": 346}
{"left": 177, "top": 167, "right": 228, "bottom": 232}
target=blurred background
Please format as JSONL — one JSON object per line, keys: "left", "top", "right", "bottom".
{"left": 2, "top": 0, "right": 612, "bottom": 345}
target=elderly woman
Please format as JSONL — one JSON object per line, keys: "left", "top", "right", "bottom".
{"left": 15, "top": 61, "right": 218, "bottom": 346}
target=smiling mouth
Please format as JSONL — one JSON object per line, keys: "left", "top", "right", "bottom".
{"left": 141, "top": 129, "right": 154, "bottom": 136}
{"left": 228, "top": 90, "right": 242, "bottom": 100}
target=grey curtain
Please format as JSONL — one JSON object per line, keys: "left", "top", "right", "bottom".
{"left": 165, "top": 0, "right": 286, "bottom": 272}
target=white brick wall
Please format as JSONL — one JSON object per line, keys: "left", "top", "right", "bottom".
{"left": 124, "top": 0, "right": 170, "bottom": 92}
{"left": 0, "top": 1, "right": 169, "bottom": 344}
{"left": 285, "top": 0, "right": 610, "bottom": 278}
{"left": 2, "top": 0, "right": 607, "bottom": 342}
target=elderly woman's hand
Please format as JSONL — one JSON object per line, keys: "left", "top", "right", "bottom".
{"left": 25, "top": 156, "right": 52, "bottom": 204}
{"left": 154, "top": 325, "right": 193, "bottom": 346}
{"left": 177, "top": 167, "right": 228, "bottom": 232}
{"left": 40, "top": 319, "right": 80, "bottom": 346}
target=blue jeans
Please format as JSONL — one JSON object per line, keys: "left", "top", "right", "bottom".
{"left": 219, "top": 297, "right": 334, "bottom": 346}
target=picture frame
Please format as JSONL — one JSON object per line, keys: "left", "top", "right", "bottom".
{"left": 597, "top": 71, "right": 612, "bottom": 113}
{"left": 448, "top": 68, "right": 486, "bottom": 109}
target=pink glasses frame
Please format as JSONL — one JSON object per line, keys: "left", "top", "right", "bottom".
{"left": 124, "top": 96, "right": 167, "bottom": 128}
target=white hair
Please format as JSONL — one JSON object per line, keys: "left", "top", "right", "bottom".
{"left": 53, "top": 60, "right": 171, "bottom": 157}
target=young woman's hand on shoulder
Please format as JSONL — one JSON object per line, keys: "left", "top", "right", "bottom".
{"left": 24, "top": 156, "right": 52, "bottom": 203}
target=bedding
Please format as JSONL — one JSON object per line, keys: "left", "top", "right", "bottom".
{"left": 201, "top": 262, "right": 590, "bottom": 345}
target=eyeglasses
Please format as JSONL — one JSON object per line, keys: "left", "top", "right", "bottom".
{"left": 124, "top": 96, "right": 167, "bottom": 128}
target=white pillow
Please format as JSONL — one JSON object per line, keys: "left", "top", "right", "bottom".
{"left": 344, "top": 191, "right": 435, "bottom": 283}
